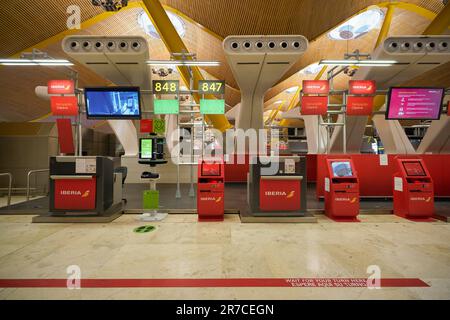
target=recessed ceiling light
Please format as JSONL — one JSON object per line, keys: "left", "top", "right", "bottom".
{"left": 299, "top": 62, "right": 323, "bottom": 75}
{"left": 328, "top": 8, "right": 384, "bottom": 41}
{"left": 285, "top": 86, "right": 299, "bottom": 94}
{"left": 138, "top": 10, "right": 186, "bottom": 39}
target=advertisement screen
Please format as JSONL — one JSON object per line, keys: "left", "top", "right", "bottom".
{"left": 403, "top": 162, "right": 426, "bottom": 176}
{"left": 140, "top": 138, "right": 153, "bottom": 159}
{"left": 386, "top": 87, "right": 444, "bottom": 120}
{"left": 201, "top": 163, "right": 221, "bottom": 176}
{"left": 331, "top": 161, "right": 353, "bottom": 177}
{"left": 85, "top": 87, "right": 141, "bottom": 119}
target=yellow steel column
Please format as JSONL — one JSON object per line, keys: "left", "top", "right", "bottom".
{"left": 141, "top": 0, "right": 232, "bottom": 132}
{"left": 375, "top": 3, "right": 396, "bottom": 49}
{"left": 423, "top": 3, "right": 450, "bottom": 35}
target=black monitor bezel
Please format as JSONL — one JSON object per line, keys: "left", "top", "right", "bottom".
{"left": 84, "top": 86, "right": 142, "bottom": 120}
{"left": 385, "top": 86, "right": 445, "bottom": 121}
{"left": 139, "top": 138, "right": 154, "bottom": 160}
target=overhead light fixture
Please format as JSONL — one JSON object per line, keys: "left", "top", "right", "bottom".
{"left": 0, "top": 59, "right": 74, "bottom": 66}
{"left": 319, "top": 59, "right": 397, "bottom": 67}
{"left": 147, "top": 60, "right": 220, "bottom": 67}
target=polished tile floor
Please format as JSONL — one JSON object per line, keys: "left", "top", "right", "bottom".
{"left": 0, "top": 214, "right": 449, "bottom": 299}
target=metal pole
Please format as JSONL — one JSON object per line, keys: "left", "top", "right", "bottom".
{"left": 0, "top": 173, "right": 12, "bottom": 207}
{"left": 188, "top": 67, "right": 195, "bottom": 197}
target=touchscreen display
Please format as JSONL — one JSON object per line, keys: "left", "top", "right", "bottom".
{"left": 331, "top": 161, "right": 353, "bottom": 177}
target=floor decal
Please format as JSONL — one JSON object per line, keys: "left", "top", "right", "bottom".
{"left": 0, "top": 278, "right": 429, "bottom": 288}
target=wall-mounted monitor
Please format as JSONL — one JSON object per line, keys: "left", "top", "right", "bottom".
{"left": 331, "top": 161, "right": 353, "bottom": 177}
{"left": 403, "top": 161, "right": 426, "bottom": 176}
{"left": 386, "top": 87, "right": 444, "bottom": 120}
{"left": 139, "top": 138, "right": 154, "bottom": 160}
{"left": 84, "top": 87, "right": 142, "bottom": 119}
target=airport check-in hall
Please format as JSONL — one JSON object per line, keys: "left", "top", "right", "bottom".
{"left": 0, "top": 0, "right": 450, "bottom": 302}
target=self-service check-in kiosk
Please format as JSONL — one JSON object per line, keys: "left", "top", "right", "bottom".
{"left": 393, "top": 158, "right": 434, "bottom": 219}
{"left": 48, "top": 156, "right": 122, "bottom": 217}
{"left": 197, "top": 158, "right": 225, "bottom": 221}
{"left": 324, "top": 158, "right": 359, "bottom": 221}
{"left": 248, "top": 156, "right": 306, "bottom": 216}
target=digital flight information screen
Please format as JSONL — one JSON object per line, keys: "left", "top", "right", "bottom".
{"left": 85, "top": 87, "right": 141, "bottom": 119}
{"left": 331, "top": 161, "right": 353, "bottom": 177}
{"left": 386, "top": 87, "right": 444, "bottom": 120}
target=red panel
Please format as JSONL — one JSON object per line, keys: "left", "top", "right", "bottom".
{"left": 54, "top": 178, "right": 96, "bottom": 210}
{"left": 140, "top": 119, "right": 153, "bottom": 133}
{"left": 347, "top": 96, "right": 373, "bottom": 116}
{"left": 224, "top": 154, "right": 249, "bottom": 183}
{"left": 302, "top": 80, "right": 329, "bottom": 94}
{"left": 260, "top": 179, "right": 300, "bottom": 211}
{"left": 349, "top": 80, "right": 376, "bottom": 95}
{"left": 316, "top": 154, "right": 450, "bottom": 198}
{"left": 56, "top": 118, "right": 75, "bottom": 154}
{"left": 47, "top": 80, "right": 74, "bottom": 94}
{"left": 306, "top": 154, "right": 317, "bottom": 182}
{"left": 51, "top": 96, "right": 78, "bottom": 116}
{"left": 301, "top": 96, "right": 328, "bottom": 115}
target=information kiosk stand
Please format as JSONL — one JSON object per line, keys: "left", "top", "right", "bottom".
{"left": 48, "top": 156, "right": 122, "bottom": 216}
{"left": 248, "top": 156, "right": 307, "bottom": 216}
{"left": 393, "top": 158, "right": 434, "bottom": 219}
{"left": 324, "top": 158, "right": 359, "bottom": 221}
{"left": 197, "top": 158, "right": 225, "bottom": 222}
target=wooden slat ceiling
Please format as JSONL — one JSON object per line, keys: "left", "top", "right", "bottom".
{"left": 0, "top": 0, "right": 446, "bottom": 122}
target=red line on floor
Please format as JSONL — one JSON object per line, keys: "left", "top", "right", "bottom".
{"left": 0, "top": 278, "right": 429, "bottom": 288}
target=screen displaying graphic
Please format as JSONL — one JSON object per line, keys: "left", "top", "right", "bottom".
{"left": 386, "top": 87, "right": 444, "bottom": 120}
{"left": 403, "top": 162, "right": 426, "bottom": 176}
{"left": 331, "top": 161, "right": 353, "bottom": 177}
{"left": 201, "top": 163, "right": 221, "bottom": 176}
{"left": 85, "top": 87, "right": 141, "bottom": 119}
{"left": 140, "top": 138, "right": 153, "bottom": 159}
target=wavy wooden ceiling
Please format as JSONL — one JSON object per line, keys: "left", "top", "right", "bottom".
{"left": 0, "top": 0, "right": 446, "bottom": 122}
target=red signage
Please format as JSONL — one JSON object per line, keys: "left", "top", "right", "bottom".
{"left": 347, "top": 96, "right": 373, "bottom": 116}
{"left": 56, "top": 118, "right": 75, "bottom": 154}
{"left": 300, "top": 96, "right": 328, "bottom": 115}
{"left": 50, "top": 96, "right": 78, "bottom": 116}
{"left": 302, "top": 80, "right": 329, "bottom": 94}
{"left": 349, "top": 80, "right": 376, "bottom": 95}
{"left": 54, "top": 178, "right": 96, "bottom": 210}
{"left": 48, "top": 80, "right": 74, "bottom": 94}
{"left": 140, "top": 119, "right": 153, "bottom": 133}
{"left": 260, "top": 179, "right": 301, "bottom": 211}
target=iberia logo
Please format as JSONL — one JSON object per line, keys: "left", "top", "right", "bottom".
{"left": 215, "top": 197, "right": 222, "bottom": 203}
{"left": 425, "top": 197, "right": 431, "bottom": 203}
{"left": 350, "top": 197, "right": 357, "bottom": 204}
{"left": 286, "top": 191, "right": 295, "bottom": 199}
{"left": 81, "top": 190, "right": 90, "bottom": 198}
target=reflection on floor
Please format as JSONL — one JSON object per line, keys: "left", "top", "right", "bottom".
{"left": 0, "top": 214, "right": 449, "bottom": 299}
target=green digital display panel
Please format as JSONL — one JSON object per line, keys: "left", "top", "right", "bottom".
{"left": 154, "top": 99, "right": 179, "bottom": 114}
{"left": 152, "top": 80, "right": 179, "bottom": 94}
{"left": 153, "top": 118, "right": 166, "bottom": 134}
{"left": 140, "top": 138, "right": 153, "bottom": 159}
{"left": 200, "top": 99, "right": 225, "bottom": 114}
{"left": 198, "top": 80, "right": 225, "bottom": 94}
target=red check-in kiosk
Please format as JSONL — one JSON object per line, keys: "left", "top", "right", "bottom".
{"left": 393, "top": 158, "right": 434, "bottom": 219}
{"left": 324, "top": 158, "right": 359, "bottom": 221}
{"left": 197, "top": 158, "right": 224, "bottom": 221}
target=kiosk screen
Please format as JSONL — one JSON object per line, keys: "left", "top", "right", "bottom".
{"left": 331, "top": 161, "right": 353, "bottom": 177}
{"left": 201, "top": 163, "right": 221, "bottom": 176}
{"left": 139, "top": 138, "right": 153, "bottom": 159}
{"left": 85, "top": 87, "right": 141, "bottom": 119}
{"left": 403, "top": 162, "right": 426, "bottom": 176}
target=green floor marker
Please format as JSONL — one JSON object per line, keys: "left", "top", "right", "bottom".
{"left": 133, "top": 225, "right": 156, "bottom": 233}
